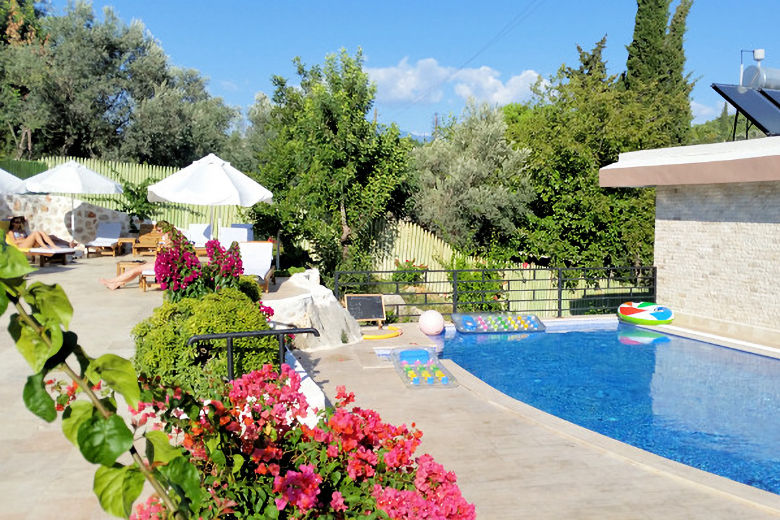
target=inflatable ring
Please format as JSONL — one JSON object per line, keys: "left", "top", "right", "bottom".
{"left": 363, "top": 325, "right": 402, "bottom": 340}
{"left": 617, "top": 302, "right": 674, "bottom": 326}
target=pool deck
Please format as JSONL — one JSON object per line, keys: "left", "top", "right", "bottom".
{"left": 1, "top": 256, "right": 779, "bottom": 519}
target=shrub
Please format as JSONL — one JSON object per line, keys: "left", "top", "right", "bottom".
{"left": 446, "top": 255, "right": 505, "bottom": 312}
{"left": 136, "top": 365, "right": 476, "bottom": 519}
{"left": 392, "top": 258, "right": 428, "bottom": 285}
{"left": 133, "top": 288, "right": 276, "bottom": 398}
{"left": 237, "top": 275, "right": 262, "bottom": 302}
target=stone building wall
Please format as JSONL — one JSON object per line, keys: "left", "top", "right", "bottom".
{"left": 654, "top": 181, "right": 780, "bottom": 346}
{"left": 1, "top": 194, "right": 130, "bottom": 244}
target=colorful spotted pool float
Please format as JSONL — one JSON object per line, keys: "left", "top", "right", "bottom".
{"left": 451, "top": 312, "right": 545, "bottom": 333}
{"left": 617, "top": 302, "right": 674, "bottom": 326}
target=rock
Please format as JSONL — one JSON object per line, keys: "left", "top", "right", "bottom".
{"left": 265, "top": 269, "right": 362, "bottom": 350}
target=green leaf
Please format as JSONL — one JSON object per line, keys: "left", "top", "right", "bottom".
{"left": 42, "top": 331, "right": 78, "bottom": 373}
{"left": 0, "top": 240, "right": 35, "bottom": 278}
{"left": 0, "top": 290, "right": 8, "bottom": 316}
{"left": 205, "top": 437, "right": 226, "bottom": 467}
{"left": 144, "top": 430, "right": 181, "bottom": 464}
{"left": 62, "top": 401, "right": 94, "bottom": 445}
{"left": 159, "top": 456, "right": 202, "bottom": 510}
{"left": 77, "top": 414, "right": 134, "bottom": 466}
{"left": 231, "top": 453, "right": 244, "bottom": 475}
{"left": 210, "top": 448, "right": 226, "bottom": 468}
{"left": 22, "top": 372, "right": 56, "bottom": 422}
{"left": 9, "top": 316, "right": 61, "bottom": 373}
{"left": 26, "top": 282, "right": 72, "bottom": 329}
{"left": 94, "top": 464, "right": 145, "bottom": 517}
{"left": 86, "top": 354, "right": 140, "bottom": 409}
{"left": 263, "top": 502, "right": 279, "bottom": 519}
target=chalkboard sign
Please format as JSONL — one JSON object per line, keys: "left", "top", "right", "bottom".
{"left": 344, "top": 294, "right": 385, "bottom": 323}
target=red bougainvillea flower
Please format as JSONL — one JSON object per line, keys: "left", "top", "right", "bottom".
{"left": 272, "top": 463, "right": 322, "bottom": 513}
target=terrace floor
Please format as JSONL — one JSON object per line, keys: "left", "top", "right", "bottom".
{"left": 0, "top": 255, "right": 778, "bottom": 519}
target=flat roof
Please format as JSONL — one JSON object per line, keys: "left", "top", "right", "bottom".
{"left": 599, "top": 136, "right": 780, "bottom": 187}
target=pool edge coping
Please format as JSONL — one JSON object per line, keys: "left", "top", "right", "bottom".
{"left": 438, "top": 324, "right": 780, "bottom": 515}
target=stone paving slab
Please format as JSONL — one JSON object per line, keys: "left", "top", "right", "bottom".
{"left": 0, "top": 256, "right": 778, "bottom": 519}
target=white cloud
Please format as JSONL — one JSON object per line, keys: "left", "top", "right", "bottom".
{"left": 219, "top": 80, "right": 239, "bottom": 92}
{"left": 367, "top": 57, "right": 452, "bottom": 104}
{"left": 690, "top": 100, "right": 717, "bottom": 123}
{"left": 367, "top": 57, "right": 539, "bottom": 106}
{"left": 453, "top": 67, "right": 539, "bottom": 105}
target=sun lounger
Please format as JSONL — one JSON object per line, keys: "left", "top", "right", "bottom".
{"left": 132, "top": 225, "right": 164, "bottom": 256}
{"left": 139, "top": 268, "right": 160, "bottom": 292}
{"left": 186, "top": 223, "right": 212, "bottom": 248}
{"left": 230, "top": 223, "right": 254, "bottom": 241}
{"left": 85, "top": 222, "right": 122, "bottom": 257}
{"left": 218, "top": 226, "right": 251, "bottom": 248}
{"left": 23, "top": 246, "right": 76, "bottom": 266}
{"left": 184, "top": 223, "right": 212, "bottom": 256}
{"left": 238, "top": 241, "right": 276, "bottom": 292}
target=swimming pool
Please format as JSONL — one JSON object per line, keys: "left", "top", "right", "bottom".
{"left": 439, "top": 321, "right": 780, "bottom": 495}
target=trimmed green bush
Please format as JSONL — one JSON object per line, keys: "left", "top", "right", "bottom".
{"left": 133, "top": 288, "right": 276, "bottom": 398}
{"left": 237, "top": 275, "right": 262, "bottom": 302}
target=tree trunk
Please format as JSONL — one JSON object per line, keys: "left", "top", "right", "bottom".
{"left": 340, "top": 201, "right": 351, "bottom": 260}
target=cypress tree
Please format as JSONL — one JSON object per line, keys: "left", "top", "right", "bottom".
{"left": 624, "top": 0, "right": 694, "bottom": 145}
{"left": 663, "top": 0, "right": 693, "bottom": 144}
{"left": 625, "top": 0, "right": 670, "bottom": 88}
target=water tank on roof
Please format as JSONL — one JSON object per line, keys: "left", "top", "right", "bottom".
{"left": 741, "top": 65, "right": 780, "bottom": 89}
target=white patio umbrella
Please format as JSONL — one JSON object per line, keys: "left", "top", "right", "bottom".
{"left": 147, "top": 153, "right": 272, "bottom": 232}
{"left": 23, "top": 160, "right": 123, "bottom": 236}
{"left": 0, "top": 167, "right": 26, "bottom": 194}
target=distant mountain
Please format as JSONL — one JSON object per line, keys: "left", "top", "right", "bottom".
{"left": 400, "top": 130, "right": 430, "bottom": 142}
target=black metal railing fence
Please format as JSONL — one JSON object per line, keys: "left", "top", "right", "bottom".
{"left": 334, "top": 266, "right": 656, "bottom": 320}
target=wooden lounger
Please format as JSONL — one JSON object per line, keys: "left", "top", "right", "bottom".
{"left": 26, "top": 247, "right": 76, "bottom": 266}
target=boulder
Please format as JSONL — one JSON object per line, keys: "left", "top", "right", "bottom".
{"left": 265, "top": 269, "right": 362, "bottom": 350}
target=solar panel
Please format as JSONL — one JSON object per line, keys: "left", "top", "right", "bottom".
{"left": 711, "top": 83, "right": 780, "bottom": 136}
{"left": 760, "top": 88, "right": 780, "bottom": 109}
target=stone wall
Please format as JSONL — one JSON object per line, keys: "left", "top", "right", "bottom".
{"left": 654, "top": 181, "right": 780, "bottom": 346}
{"left": 1, "top": 194, "right": 130, "bottom": 244}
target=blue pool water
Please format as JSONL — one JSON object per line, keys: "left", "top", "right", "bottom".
{"left": 439, "top": 322, "right": 780, "bottom": 494}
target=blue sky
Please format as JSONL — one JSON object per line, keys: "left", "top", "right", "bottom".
{"left": 51, "top": 1, "right": 779, "bottom": 137}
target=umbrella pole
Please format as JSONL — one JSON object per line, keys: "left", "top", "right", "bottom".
{"left": 71, "top": 195, "right": 75, "bottom": 242}
{"left": 210, "top": 206, "right": 215, "bottom": 241}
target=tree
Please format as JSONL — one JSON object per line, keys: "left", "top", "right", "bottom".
{"left": 689, "top": 103, "right": 764, "bottom": 144}
{"left": 411, "top": 100, "right": 532, "bottom": 253}
{"left": 118, "top": 68, "right": 239, "bottom": 167}
{"left": 219, "top": 93, "right": 277, "bottom": 173}
{"left": 28, "top": 3, "right": 170, "bottom": 157}
{"left": 252, "top": 49, "right": 413, "bottom": 278}
{"left": 0, "top": 0, "right": 48, "bottom": 157}
{"left": 624, "top": 0, "right": 694, "bottom": 144}
{"left": 505, "top": 37, "right": 666, "bottom": 268}
{"left": 0, "top": 0, "right": 43, "bottom": 45}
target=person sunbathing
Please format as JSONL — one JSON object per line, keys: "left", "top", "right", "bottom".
{"left": 99, "top": 221, "right": 171, "bottom": 290}
{"left": 6, "top": 216, "right": 76, "bottom": 249}
{"left": 100, "top": 262, "right": 153, "bottom": 290}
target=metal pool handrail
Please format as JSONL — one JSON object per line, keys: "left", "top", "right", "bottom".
{"left": 187, "top": 327, "right": 320, "bottom": 380}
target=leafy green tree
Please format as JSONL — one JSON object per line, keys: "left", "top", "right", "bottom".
{"left": 0, "top": 0, "right": 48, "bottom": 157}
{"left": 0, "top": 0, "right": 43, "bottom": 45}
{"left": 505, "top": 38, "right": 665, "bottom": 268}
{"left": 118, "top": 68, "right": 239, "bottom": 167}
{"left": 251, "top": 49, "right": 413, "bottom": 278}
{"left": 411, "top": 100, "right": 532, "bottom": 253}
{"left": 221, "top": 93, "right": 277, "bottom": 173}
{"left": 624, "top": 0, "right": 694, "bottom": 145}
{"left": 31, "top": 3, "right": 169, "bottom": 157}
{"left": 689, "top": 103, "right": 764, "bottom": 144}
